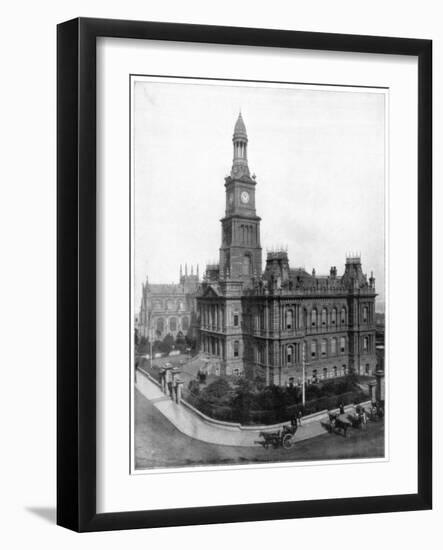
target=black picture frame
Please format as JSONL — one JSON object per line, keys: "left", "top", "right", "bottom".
{"left": 57, "top": 17, "right": 432, "bottom": 532}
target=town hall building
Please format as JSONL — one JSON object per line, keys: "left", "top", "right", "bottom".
{"left": 197, "top": 113, "right": 378, "bottom": 386}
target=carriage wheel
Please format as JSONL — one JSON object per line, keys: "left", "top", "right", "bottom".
{"left": 282, "top": 434, "right": 293, "bottom": 449}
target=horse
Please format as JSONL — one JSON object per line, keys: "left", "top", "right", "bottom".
{"left": 328, "top": 411, "right": 350, "bottom": 437}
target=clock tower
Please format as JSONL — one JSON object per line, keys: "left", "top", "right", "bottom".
{"left": 220, "top": 113, "right": 262, "bottom": 283}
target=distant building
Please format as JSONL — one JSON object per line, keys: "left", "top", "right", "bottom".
{"left": 196, "top": 113, "right": 379, "bottom": 385}
{"left": 138, "top": 265, "right": 199, "bottom": 342}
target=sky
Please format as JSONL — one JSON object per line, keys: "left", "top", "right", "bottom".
{"left": 133, "top": 78, "right": 385, "bottom": 310}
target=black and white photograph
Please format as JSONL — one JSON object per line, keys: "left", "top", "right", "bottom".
{"left": 132, "top": 77, "right": 386, "bottom": 471}
{"left": 0, "top": 0, "right": 436, "bottom": 544}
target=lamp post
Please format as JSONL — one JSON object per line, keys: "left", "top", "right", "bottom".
{"left": 148, "top": 315, "right": 153, "bottom": 370}
{"left": 301, "top": 342, "right": 309, "bottom": 407}
{"left": 302, "top": 342, "right": 306, "bottom": 407}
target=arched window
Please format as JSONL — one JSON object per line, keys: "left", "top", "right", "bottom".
{"left": 321, "top": 308, "right": 328, "bottom": 327}
{"left": 331, "top": 338, "right": 337, "bottom": 355}
{"left": 182, "top": 316, "right": 189, "bottom": 331}
{"left": 340, "top": 337, "right": 346, "bottom": 353}
{"left": 331, "top": 308, "right": 337, "bottom": 325}
{"left": 167, "top": 300, "right": 174, "bottom": 311}
{"left": 321, "top": 339, "right": 327, "bottom": 356}
{"left": 258, "top": 346, "right": 265, "bottom": 364}
{"left": 363, "top": 306, "right": 368, "bottom": 322}
{"left": 287, "top": 345, "right": 294, "bottom": 364}
{"left": 178, "top": 301, "right": 184, "bottom": 311}
{"left": 169, "top": 317, "right": 177, "bottom": 331}
{"left": 341, "top": 307, "right": 347, "bottom": 325}
{"left": 311, "top": 309, "right": 317, "bottom": 327}
{"left": 311, "top": 340, "right": 317, "bottom": 358}
{"left": 286, "top": 309, "right": 293, "bottom": 330}
{"left": 259, "top": 307, "right": 265, "bottom": 330}
{"left": 156, "top": 317, "right": 164, "bottom": 334}
{"left": 242, "top": 254, "right": 251, "bottom": 275}
{"left": 363, "top": 336, "right": 369, "bottom": 351}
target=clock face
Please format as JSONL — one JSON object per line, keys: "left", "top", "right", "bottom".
{"left": 240, "top": 191, "right": 250, "bottom": 204}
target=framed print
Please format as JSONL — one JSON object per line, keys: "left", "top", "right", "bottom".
{"left": 57, "top": 18, "right": 432, "bottom": 532}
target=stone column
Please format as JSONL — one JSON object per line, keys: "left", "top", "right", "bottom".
{"left": 368, "top": 380, "right": 377, "bottom": 403}
{"left": 164, "top": 366, "right": 173, "bottom": 397}
{"left": 376, "top": 369, "right": 385, "bottom": 402}
{"left": 175, "top": 378, "right": 183, "bottom": 404}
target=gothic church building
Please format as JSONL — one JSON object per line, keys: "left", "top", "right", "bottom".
{"left": 197, "top": 113, "right": 378, "bottom": 386}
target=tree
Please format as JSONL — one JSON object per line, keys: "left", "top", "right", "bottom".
{"left": 159, "top": 333, "right": 174, "bottom": 354}
{"left": 188, "top": 380, "right": 200, "bottom": 396}
{"left": 201, "top": 378, "right": 231, "bottom": 402}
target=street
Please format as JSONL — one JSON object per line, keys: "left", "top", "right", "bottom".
{"left": 134, "top": 388, "right": 385, "bottom": 470}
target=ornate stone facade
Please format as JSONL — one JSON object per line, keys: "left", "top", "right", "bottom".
{"left": 197, "top": 114, "right": 378, "bottom": 385}
{"left": 138, "top": 265, "right": 199, "bottom": 341}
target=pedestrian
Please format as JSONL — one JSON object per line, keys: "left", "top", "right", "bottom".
{"left": 297, "top": 409, "right": 303, "bottom": 426}
{"left": 173, "top": 381, "right": 178, "bottom": 403}
{"left": 339, "top": 402, "right": 345, "bottom": 415}
{"left": 167, "top": 380, "right": 173, "bottom": 399}
{"left": 290, "top": 414, "right": 297, "bottom": 428}
{"left": 362, "top": 409, "right": 367, "bottom": 428}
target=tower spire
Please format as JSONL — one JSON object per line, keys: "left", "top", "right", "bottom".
{"left": 231, "top": 112, "right": 250, "bottom": 178}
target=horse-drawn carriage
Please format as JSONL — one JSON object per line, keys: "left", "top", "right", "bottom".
{"left": 329, "top": 403, "right": 380, "bottom": 435}
{"left": 255, "top": 423, "right": 298, "bottom": 449}
{"left": 328, "top": 412, "right": 352, "bottom": 436}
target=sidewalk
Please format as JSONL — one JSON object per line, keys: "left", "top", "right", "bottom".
{"left": 136, "top": 369, "right": 339, "bottom": 447}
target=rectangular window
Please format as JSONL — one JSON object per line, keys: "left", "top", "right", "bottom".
{"left": 234, "top": 313, "right": 239, "bottom": 327}
{"left": 321, "top": 340, "right": 327, "bottom": 356}
{"left": 234, "top": 340, "right": 239, "bottom": 357}
{"left": 311, "top": 341, "right": 316, "bottom": 358}
{"left": 321, "top": 309, "right": 327, "bottom": 326}
{"left": 340, "top": 337, "right": 346, "bottom": 353}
